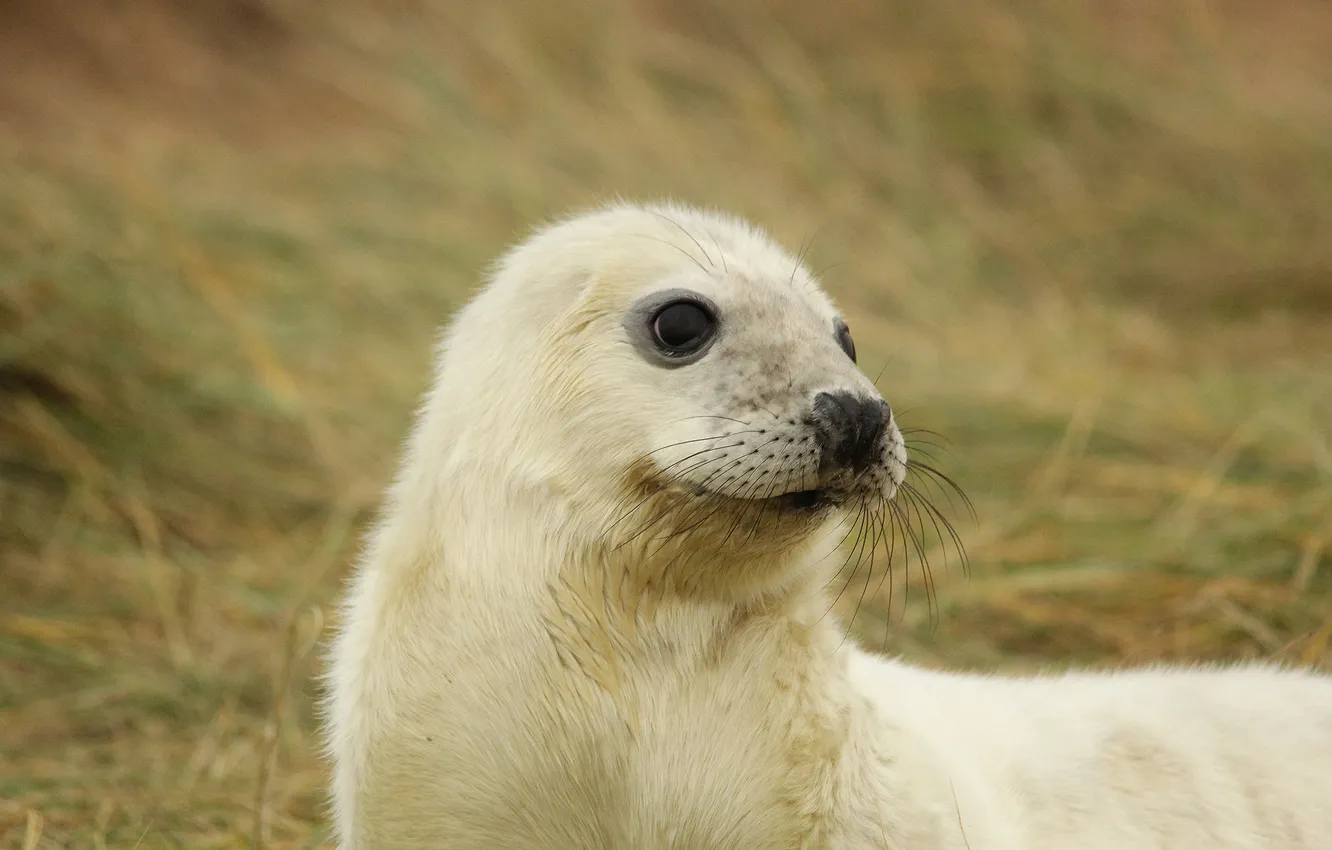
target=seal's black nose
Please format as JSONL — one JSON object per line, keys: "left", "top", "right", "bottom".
{"left": 812, "top": 391, "right": 892, "bottom": 473}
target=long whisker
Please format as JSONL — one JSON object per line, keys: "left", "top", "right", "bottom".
{"left": 900, "top": 483, "right": 966, "bottom": 580}
{"left": 642, "top": 435, "right": 786, "bottom": 555}
{"left": 873, "top": 356, "right": 893, "bottom": 387}
{"left": 602, "top": 426, "right": 765, "bottom": 538}
{"left": 809, "top": 259, "right": 849, "bottom": 280}
{"left": 661, "top": 464, "right": 763, "bottom": 553}
{"left": 898, "top": 492, "right": 941, "bottom": 621}
{"left": 902, "top": 482, "right": 970, "bottom": 579}
{"left": 629, "top": 459, "right": 746, "bottom": 552}
{"left": 839, "top": 498, "right": 889, "bottom": 653}
{"left": 821, "top": 497, "right": 874, "bottom": 626}
{"left": 608, "top": 449, "right": 744, "bottom": 550}
{"left": 650, "top": 212, "right": 717, "bottom": 270}
{"left": 740, "top": 456, "right": 791, "bottom": 549}
{"left": 901, "top": 463, "right": 961, "bottom": 513}
{"left": 875, "top": 502, "right": 903, "bottom": 653}
{"left": 706, "top": 230, "right": 728, "bottom": 274}
{"left": 902, "top": 442, "right": 949, "bottom": 467}
{"left": 898, "top": 426, "right": 956, "bottom": 446}
{"left": 890, "top": 499, "right": 939, "bottom": 633}
{"left": 632, "top": 233, "right": 711, "bottom": 276}
{"left": 714, "top": 466, "right": 780, "bottom": 554}
{"left": 789, "top": 226, "right": 821, "bottom": 287}
{"left": 900, "top": 437, "right": 959, "bottom": 464}
{"left": 780, "top": 507, "right": 860, "bottom": 604}
{"left": 906, "top": 460, "right": 976, "bottom": 521}
{"left": 668, "top": 414, "right": 752, "bottom": 426}
{"left": 673, "top": 456, "right": 779, "bottom": 594}
{"left": 601, "top": 441, "right": 745, "bottom": 544}
{"left": 901, "top": 478, "right": 967, "bottom": 551}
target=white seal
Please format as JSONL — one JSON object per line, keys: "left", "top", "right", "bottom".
{"left": 323, "top": 201, "right": 1332, "bottom": 849}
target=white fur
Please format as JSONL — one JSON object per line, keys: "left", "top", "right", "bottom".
{"left": 323, "top": 201, "right": 1332, "bottom": 849}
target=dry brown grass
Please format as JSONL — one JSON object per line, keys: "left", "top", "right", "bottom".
{"left": 2, "top": 0, "right": 1331, "bottom": 846}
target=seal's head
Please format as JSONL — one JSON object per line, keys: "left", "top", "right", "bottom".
{"left": 425, "top": 202, "right": 907, "bottom": 596}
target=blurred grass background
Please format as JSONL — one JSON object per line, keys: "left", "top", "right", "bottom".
{"left": 2, "top": 0, "right": 1331, "bottom": 846}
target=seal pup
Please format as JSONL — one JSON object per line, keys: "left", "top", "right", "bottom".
{"left": 323, "top": 201, "right": 1332, "bottom": 849}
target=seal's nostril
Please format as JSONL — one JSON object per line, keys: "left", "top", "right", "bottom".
{"left": 812, "top": 391, "right": 892, "bottom": 473}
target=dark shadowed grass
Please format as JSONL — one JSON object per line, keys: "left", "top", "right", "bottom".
{"left": 2, "top": 0, "right": 1331, "bottom": 845}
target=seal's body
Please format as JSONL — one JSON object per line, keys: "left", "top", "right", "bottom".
{"left": 324, "top": 202, "right": 1332, "bottom": 849}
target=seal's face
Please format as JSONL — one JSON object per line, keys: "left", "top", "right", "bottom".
{"left": 542, "top": 204, "right": 911, "bottom": 567}
{"left": 619, "top": 273, "right": 905, "bottom": 517}
{"left": 438, "top": 202, "right": 934, "bottom": 591}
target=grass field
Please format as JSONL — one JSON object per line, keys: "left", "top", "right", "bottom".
{"left": 3, "top": 0, "right": 1332, "bottom": 846}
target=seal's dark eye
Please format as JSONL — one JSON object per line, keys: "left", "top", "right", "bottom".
{"left": 651, "top": 301, "right": 716, "bottom": 355}
{"left": 836, "top": 321, "right": 857, "bottom": 363}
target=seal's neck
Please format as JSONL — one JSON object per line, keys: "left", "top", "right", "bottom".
{"left": 378, "top": 443, "right": 836, "bottom": 624}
